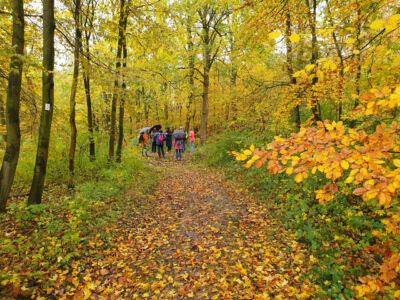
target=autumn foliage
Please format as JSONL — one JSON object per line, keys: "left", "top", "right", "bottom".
{"left": 233, "top": 85, "right": 400, "bottom": 296}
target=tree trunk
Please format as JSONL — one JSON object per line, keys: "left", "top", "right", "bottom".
{"left": 109, "top": 0, "right": 125, "bottom": 161}
{"left": 285, "top": 12, "right": 301, "bottom": 130}
{"left": 326, "top": 0, "right": 344, "bottom": 121}
{"left": 185, "top": 17, "right": 195, "bottom": 133}
{"left": 306, "top": 0, "right": 321, "bottom": 123}
{"left": 83, "top": 72, "right": 95, "bottom": 160}
{"left": 0, "top": 94, "right": 6, "bottom": 142}
{"left": 83, "top": 9, "right": 95, "bottom": 160}
{"left": 116, "top": 21, "right": 127, "bottom": 163}
{"left": 0, "top": 0, "right": 24, "bottom": 212}
{"left": 28, "top": 0, "right": 55, "bottom": 205}
{"left": 354, "top": 6, "right": 362, "bottom": 109}
{"left": 200, "top": 13, "right": 211, "bottom": 144}
{"left": 164, "top": 103, "right": 168, "bottom": 122}
{"left": 68, "top": 0, "right": 81, "bottom": 189}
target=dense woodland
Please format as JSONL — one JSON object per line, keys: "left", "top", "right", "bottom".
{"left": 1, "top": 0, "right": 400, "bottom": 298}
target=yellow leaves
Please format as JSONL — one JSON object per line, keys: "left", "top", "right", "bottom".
{"left": 305, "top": 64, "right": 315, "bottom": 73}
{"left": 370, "top": 19, "right": 384, "bottom": 30}
{"left": 286, "top": 167, "right": 293, "bottom": 175}
{"left": 245, "top": 155, "right": 260, "bottom": 168}
{"left": 236, "top": 154, "right": 247, "bottom": 161}
{"left": 294, "top": 172, "right": 308, "bottom": 183}
{"left": 394, "top": 159, "right": 400, "bottom": 168}
{"left": 340, "top": 160, "right": 349, "bottom": 170}
{"left": 293, "top": 70, "right": 306, "bottom": 78}
{"left": 345, "top": 176, "right": 354, "bottom": 184}
{"left": 289, "top": 33, "right": 300, "bottom": 43}
{"left": 268, "top": 31, "right": 281, "bottom": 40}
{"left": 345, "top": 37, "right": 356, "bottom": 45}
{"left": 243, "top": 150, "right": 252, "bottom": 156}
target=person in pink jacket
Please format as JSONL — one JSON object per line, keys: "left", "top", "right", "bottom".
{"left": 174, "top": 128, "right": 184, "bottom": 160}
{"left": 189, "top": 129, "right": 195, "bottom": 153}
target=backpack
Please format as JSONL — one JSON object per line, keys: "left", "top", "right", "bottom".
{"left": 158, "top": 134, "right": 164, "bottom": 143}
{"left": 176, "top": 139, "right": 183, "bottom": 146}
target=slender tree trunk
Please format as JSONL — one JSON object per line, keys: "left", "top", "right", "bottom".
{"left": 83, "top": 72, "right": 95, "bottom": 159}
{"left": 68, "top": 0, "right": 81, "bottom": 189}
{"left": 28, "top": 0, "right": 54, "bottom": 205}
{"left": 201, "top": 66, "right": 209, "bottom": 144}
{"left": 164, "top": 103, "right": 168, "bottom": 121}
{"left": 200, "top": 18, "right": 210, "bottom": 144}
{"left": 0, "top": 0, "right": 24, "bottom": 212}
{"left": 83, "top": 22, "right": 95, "bottom": 160}
{"left": 306, "top": 0, "right": 321, "bottom": 123}
{"left": 354, "top": 6, "right": 362, "bottom": 109}
{"left": 285, "top": 12, "right": 301, "bottom": 130}
{"left": 109, "top": 0, "right": 125, "bottom": 161}
{"left": 116, "top": 20, "right": 127, "bottom": 163}
{"left": 185, "top": 18, "right": 195, "bottom": 132}
{"left": 326, "top": 0, "right": 344, "bottom": 121}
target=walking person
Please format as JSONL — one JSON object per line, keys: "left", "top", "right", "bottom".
{"left": 155, "top": 129, "right": 166, "bottom": 158}
{"left": 165, "top": 127, "right": 173, "bottom": 152}
{"left": 174, "top": 136, "right": 183, "bottom": 160}
{"left": 172, "top": 126, "right": 186, "bottom": 160}
{"left": 151, "top": 131, "right": 157, "bottom": 153}
{"left": 139, "top": 132, "right": 148, "bottom": 157}
{"left": 189, "top": 128, "right": 195, "bottom": 153}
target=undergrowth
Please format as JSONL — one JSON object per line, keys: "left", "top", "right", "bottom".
{"left": 0, "top": 142, "right": 157, "bottom": 297}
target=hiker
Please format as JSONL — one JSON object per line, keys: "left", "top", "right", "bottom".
{"left": 174, "top": 134, "right": 183, "bottom": 160}
{"left": 151, "top": 131, "right": 157, "bottom": 153}
{"left": 139, "top": 132, "right": 148, "bottom": 157}
{"left": 172, "top": 126, "right": 186, "bottom": 160}
{"left": 165, "top": 127, "right": 173, "bottom": 152}
{"left": 155, "top": 129, "right": 166, "bottom": 158}
{"left": 189, "top": 128, "right": 195, "bottom": 153}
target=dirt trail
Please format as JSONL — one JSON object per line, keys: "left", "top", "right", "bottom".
{"left": 76, "top": 153, "right": 317, "bottom": 299}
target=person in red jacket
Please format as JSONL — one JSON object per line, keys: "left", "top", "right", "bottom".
{"left": 139, "top": 132, "right": 148, "bottom": 157}
{"left": 189, "top": 129, "right": 195, "bottom": 153}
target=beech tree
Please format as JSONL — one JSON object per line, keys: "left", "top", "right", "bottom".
{"left": 28, "top": 0, "right": 55, "bottom": 205}
{"left": 0, "top": 0, "right": 24, "bottom": 212}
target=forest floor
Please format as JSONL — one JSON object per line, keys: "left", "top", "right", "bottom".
{"left": 59, "top": 152, "right": 318, "bottom": 299}
{"left": 2, "top": 151, "right": 319, "bottom": 299}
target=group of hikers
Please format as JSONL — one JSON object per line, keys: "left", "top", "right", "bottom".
{"left": 139, "top": 126, "right": 195, "bottom": 160}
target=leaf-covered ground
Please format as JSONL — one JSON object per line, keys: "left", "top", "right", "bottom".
{"left": 3, "top": 154, "right": 318, "bottom": 299}
{"left": 45, "top": 155, "right": 316, "bottom": 299}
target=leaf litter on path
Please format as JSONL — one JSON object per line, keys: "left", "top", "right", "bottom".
{"left": 38, "top": 155, "right": 318, "bottom": 299}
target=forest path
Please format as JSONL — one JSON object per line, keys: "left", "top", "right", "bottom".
{"left": 76, "top": 152, "right": 317, "bottom": 299}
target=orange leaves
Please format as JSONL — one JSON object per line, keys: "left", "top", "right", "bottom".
{"left": 233, "top": 111, "right": 400, "bottom": 207}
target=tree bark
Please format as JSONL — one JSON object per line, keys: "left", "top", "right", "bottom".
{"left": 185, "top": 17, "right": 195, "bottom": 133}
{"left": 305, "top": 0, "right": 321, "bottom": 123}
{"left": 0, "top": 0, "right": 24, "bottom": 212}
{"left": 0, "top": 93, "right": 6, "bottom": 142}
{"left": 109, "top": 0, "right": 125, "bottom": 161}
{"left": 326, "top": 0, "right": 344, "bottom": 121}
{"left": 354, "top": 5, "right": 362, "bottom": 109}
{"left": 285, "top": 12, "right": 301, "bottom": 130}
{"left": 116, "top": 18, "right": 127, "bottom": 163}
{"left": 28, "top": 0, "right": 55, "bottom": 205}
{"left": 68, "top": 0, "right": 82, "bottom": 189}
{"left": 199, "top": 8, "right": 211, "bottom": 144}
{"left": 83, "top": 0, "right": 95, "bottom": 161}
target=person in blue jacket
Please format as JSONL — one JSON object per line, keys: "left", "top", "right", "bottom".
{"left": 155, "top": 129, "right": 166, "bottom": 158}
